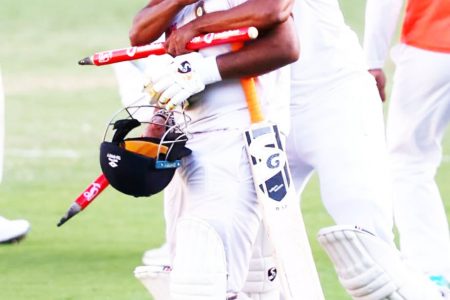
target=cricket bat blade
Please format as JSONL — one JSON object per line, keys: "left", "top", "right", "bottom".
{"left": 244, "top": 122, "right": 325, "bottom": 300}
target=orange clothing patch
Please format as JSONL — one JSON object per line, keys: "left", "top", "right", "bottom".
{"left": 123, "top": 140, "right": 168, "bottom": 158}
{"left": 402, "top": 0, "right": 450, "bottom": 53}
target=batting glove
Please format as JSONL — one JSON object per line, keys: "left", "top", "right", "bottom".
{"left": 142, "top": 54, "right": 175, "bottom": 104}
{"left": 156, "top": 52, "right": 222, "bottom": 110}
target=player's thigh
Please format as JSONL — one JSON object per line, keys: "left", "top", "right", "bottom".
{"left": 387, "top": 45, "right": 450, "bottom": 158}
{"left": 163, "top": 171, "right": 185, "bottom": 257}
{"left": 180, "top": 130, "right": 260, "bottom": 223}
{"left": 178, "top": 129, "right": 262, "bottom": 289}
{"left": 291, "top": 71, "right": 387, "bottom": 195}
{"left": 285, "top": 131, "right": 314, "bottom": 198}
{"left": 313, "top": 72, "right": 387, "bottom": 189}
{"left": 300, "top": 72, "right": 393, "bottom": 241}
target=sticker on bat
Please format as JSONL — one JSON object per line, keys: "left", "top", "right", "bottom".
{"left": 244, "top": 124, "right": 291, "bottom": 202}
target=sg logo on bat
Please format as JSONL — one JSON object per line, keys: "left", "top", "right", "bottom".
{"left": 245, "top": 124, "right": 291, "bottom": 203}
{"left": 267, "top": 153, "right": 281, "bottom": 169}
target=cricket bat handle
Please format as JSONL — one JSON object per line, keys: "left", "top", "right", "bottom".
{"left": 79, "top": 27, "right": 259, "bottom": 66}
{"left": 231, "top": 43, "right": 264, "bottom": 124}
{"left": 57, "top": 173, "right": 109, "bottom": 227}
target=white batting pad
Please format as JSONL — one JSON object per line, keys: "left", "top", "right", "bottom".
{"left": 238, "top": 290, "right": 280, "bottom": 300}
{"left": 317, "top": 225, "right": 443, "bottom": 300}
{"left": 170, "top": 217, "right": 227, "bottom": 300}
{"left": 134, "top": 265, "right": 171, "bottom": 300}
{"left": 142, "top": 243, "right": 171, "bottom": 266}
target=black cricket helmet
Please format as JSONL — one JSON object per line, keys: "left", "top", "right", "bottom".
{"left": 100, "top": 104, "right": 191, "bottom": 197}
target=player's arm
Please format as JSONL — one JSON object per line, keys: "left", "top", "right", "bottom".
{"left": 190, "top": 0, "right": 292, "bottom": 32}
{"left": 129, "top": 0, "right": 199, "bottom": 46}
{"left": 363, "top": 0, "right": 403, "bottom": 101}
{"left": 150, "top": 17, "right": 298, "bottom": 109}
{"left": 217, "top": 17, "right": 298, "bottom": 79}
{"left": 165, "top": 0, "right": 293, "bottom": 55}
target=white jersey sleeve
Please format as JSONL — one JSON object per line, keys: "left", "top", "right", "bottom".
{"left": 363, "top": 0, "right": 404, "bottom": 69}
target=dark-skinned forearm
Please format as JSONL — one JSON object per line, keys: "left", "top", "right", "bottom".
{"left": 186, "top": 0, "right": 293, "bottom": 37}
{"left": 129, "top": 0, "right": 184, "bottom": 46}
{"left": 217, "top": 17, "right": 298, "bottom": 79}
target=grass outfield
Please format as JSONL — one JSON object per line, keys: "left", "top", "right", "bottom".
{"left": 0, "top": 1, "right": 449, "bottom": 299}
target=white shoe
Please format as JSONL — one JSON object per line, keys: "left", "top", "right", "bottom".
{"left": 430, "top": 275, "right": 450, "bottom": 299}
{"left": 0, "top": 216, "right": 31, "bottom": 243}
{"left": 142, "top": 243, "right": 171, "bottom": 266}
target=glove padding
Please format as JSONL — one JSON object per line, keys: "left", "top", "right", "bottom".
{"left": 152, "top": 52, "right": 221, "bottom": 110}
{"left": 142, "top": 54, "right": 175, "bottom": 104}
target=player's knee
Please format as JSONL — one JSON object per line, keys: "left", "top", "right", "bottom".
{"left": 170, "top": 217, "right": 228, "bottom": 300}
{"left": 317, "top": 225, "right": 443, "bottom": 300}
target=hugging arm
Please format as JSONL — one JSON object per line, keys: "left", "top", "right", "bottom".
{"left": 217, "top": 17, "right": 298, "bottom": 79}
{"left": 129, "top": 0, "right": 200, "bottom": 46}
{"left": 164, "top": 0, "right": 294, "bottom": 55}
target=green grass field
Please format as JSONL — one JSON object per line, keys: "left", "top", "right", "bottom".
{"left": 0, "top": 1, "right": 449, "bottom": 299}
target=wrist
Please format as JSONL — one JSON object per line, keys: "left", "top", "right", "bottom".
{"left": 183, "top": 21, "right": 201, "bottom": 38}
{"left": 196, "top": 55, "right": 222, "bottom": 85}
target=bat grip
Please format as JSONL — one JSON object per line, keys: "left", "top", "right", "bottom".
{"left": 231, "top": 43, "right": 264, "bottom": 124}
{"left": 240, "top": 77, "right": 264, "bottom": 123}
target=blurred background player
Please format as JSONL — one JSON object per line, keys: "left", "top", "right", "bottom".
{"left": 128, "top": 0, "right": 298, "bottom": 299}
{"left": 161, "top": 0, "right": 447, "bottom": 298}
{"left": 364, "top": 0, "right": 450, "bottom": 289}
{"left": 0, "top": 67, "right": 31, "bottom": 244}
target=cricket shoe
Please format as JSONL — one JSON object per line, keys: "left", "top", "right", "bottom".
{"left": 0, "top": 216, "right": 31, "bottom": 244}
{"left": 142, "top": 243, "right": 171, "bottom": 266}
{"left": 430, "top": 275, "right": 450, "bottom": 299}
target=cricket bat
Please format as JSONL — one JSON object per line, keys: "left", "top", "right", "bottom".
{"left": 235, "top": 45, "right": 325, "bottom": 299}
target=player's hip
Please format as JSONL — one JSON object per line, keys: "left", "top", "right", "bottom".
{"left": 391, "top": 43, "right": 450, "bottom": 87}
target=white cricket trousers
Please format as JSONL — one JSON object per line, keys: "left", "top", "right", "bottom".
{"left": 387, "top": 44, "right": 450, "bottom": 278}
{"left": 287, "top": 70, "right": 395, "bottom": 244}
{"left": 165, "top": 128, "right": 262, "bottom": 294}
